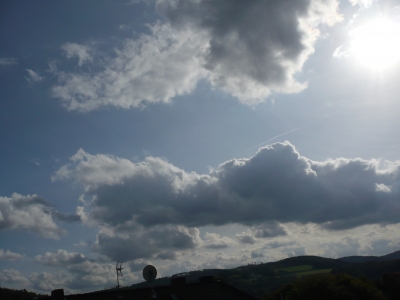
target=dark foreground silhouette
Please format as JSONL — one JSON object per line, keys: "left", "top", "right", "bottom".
{"left": 3, "top": 251, "right": 400, "bottom": 299}
{"left": 0, "top": 287, "right": 48, "bottom": 300}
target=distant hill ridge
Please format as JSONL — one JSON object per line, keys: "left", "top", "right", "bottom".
{"left": 127, "top": 250, "right": 400, "bottom": 298}
{"left": 338, "top": 250, "right": 400, "bottom": 263}
{"left": 130, "top": 251, "right": 400, "bottom": 290}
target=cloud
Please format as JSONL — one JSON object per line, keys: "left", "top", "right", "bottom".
{"left": 349, "top": 0, "right": 373, "bottom": 7}
{"left": 52, "top": 0, "right": 342, "bottom": 111}
{"left": 251, "top": 251, "right": 264, "bottom": 259}
{"left": 235, "top": 221, "right": 289, "bottom": 244}
{"left": 321, "top": 236, "right": 362, "bottom": 258}
{"left": 333, "top": 45, "right": 350, "bottom": 58}
{"left": 51, "top": 142, "right": 400, "bottom": 262}
{"left": 54, "top": 142, "right": 400, "bottom": 240}
{"left": 52, "top": 23, "right": 207, "bottom": 112}
{"left": 34, "top": 249, "right": 138, "bottom": 292}
{"left": 61, "top": 43, "right": 93, "bottom": 66}
{"left": 0, "top": 249, "right": 25, "bottom": 261}
{"left": 200, "top": 251, "right": 249, "bottom": 269}
{"left": 129, "top": 259, "right": 153, "bottom": 272}
{"left": 157, "top": 0, "right": 342, "bottom": 103}
{"left": 203, "top": 232, "right": 236, "bottom": 249}
{"left": 52, "top": 211, "right": 82, "bottom": 222}
{"left": 74, "top": 241, "right": 89, "bottom": 247}
{"left": 375, "top": 183, "right": 392, "bottom": 193}
{"left": 236, "top": 232, "right": 258, "bottom": 245}
{"left": 92, "top": 225, "right": 201, "bottom": 261}
{"left": 26, "top": 69, "right": 44, "bottom": 82}
{"left": 253, "top": 222, "right": 289, "bottom": 238}
{"left": 157, "top": 251, "right": 177, "bottom": 260}
{"left": 0, "top": 269, "right": 31, "bottom": 288}
{"left": 127, "top": 0, "right": 154, "bottom": 5}
{"left": 29, "top": 272, "right": 69, "bottom": 293}
{"left": 35, "top": 249, "right": 88, "bottom": 266}
{"left": 263, "top": 240, "right": 297, "bottom": 249}
{"left": 282, "top": 245, "right": 307, "bottom": 257}
{"left": 0, "top": 193, "right": 66, "bottom": 239}
{"left": 158, "top": 259, "right": 199, "bottom": 276}
{"left": 0, "top": 58, "right": 17, "bottom": 66}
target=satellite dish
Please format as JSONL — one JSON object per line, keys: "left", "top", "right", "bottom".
{"left": 143, "top": 265, "right": 157, "bottom": 282}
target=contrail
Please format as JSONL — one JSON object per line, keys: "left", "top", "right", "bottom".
{"left": 247, "top": 127, "right": 304, "bottom": 151}
{"left": 247, "top": 108, "right": 344, "bottom": 151}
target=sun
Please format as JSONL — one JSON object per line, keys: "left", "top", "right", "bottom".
{"left": 350, "top": 18, "right": 400, "bottom": 70}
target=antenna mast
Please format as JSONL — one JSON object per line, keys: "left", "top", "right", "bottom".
{"left": 116, "top": 261, "right": 123, "bottom": 288}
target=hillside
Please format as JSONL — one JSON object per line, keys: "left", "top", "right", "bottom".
{"left": 129, "top": 251, "right": 400, "bottom": 298}
{"left": 130, "top": 256, "right": 351, "bottom": 297}
{"left": 339, "top": 250, "right": 400, "bottom": 263}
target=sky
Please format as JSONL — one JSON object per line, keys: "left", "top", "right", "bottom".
{"left": 1, "top": 0, "right": 400, "bottom": 294}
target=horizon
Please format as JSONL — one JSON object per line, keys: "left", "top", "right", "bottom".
{"left": 1, "top": 0, "right": 400, "bottom": 294}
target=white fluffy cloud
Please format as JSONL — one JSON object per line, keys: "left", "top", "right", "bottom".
{"left": 0, "top": 193, "right": 66, "bottom": 239}
{"left": 61, "top": 43, "right": 93, "bottom": 66}
{"left": 0, "top": 249, "right": 25, "bottom": 261}
{"left": 52, "top": 23, "right": 207, "bottom": 112}
{"left": 52, "top": 0, "right": 342, "bottom": 111}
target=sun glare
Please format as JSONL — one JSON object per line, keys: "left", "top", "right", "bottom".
{"left": 351, "top": 18, "right": 400, "bottom": 70}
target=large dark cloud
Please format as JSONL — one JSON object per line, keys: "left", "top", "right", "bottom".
{"left": 55, "top": 142, "right": 400, "bottom": 237}
{"left": 156, "top": 0, "right": 342, "bottom": 102}
{"left": 52, "top": 0, "right": 342, "bottom": 111}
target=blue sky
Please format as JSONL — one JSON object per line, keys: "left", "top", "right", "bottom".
{"left": 1, "top": 0, "right": 400, "bottom": 294}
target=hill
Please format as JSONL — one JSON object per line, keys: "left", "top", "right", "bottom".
{"left": 130, "top": 256, "right": 351, "bottom": 297}
{"left": 339, "top": 250, "right": 400, "bottom": 263}
{"left": 129, "top": 251, "right": 400, "bottom": 298}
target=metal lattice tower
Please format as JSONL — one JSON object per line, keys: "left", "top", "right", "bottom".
{"left": 116, "top": 261, "right": 123, "bottom": 288}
